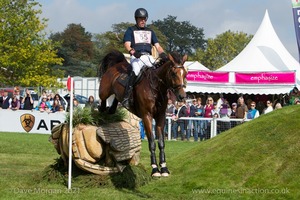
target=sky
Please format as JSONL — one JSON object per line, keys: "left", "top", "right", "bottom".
{"left": 37, "top": 0, "right": 299, "bottom": 61}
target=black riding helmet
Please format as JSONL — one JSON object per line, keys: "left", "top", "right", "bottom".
{"left": 134, "top": 8, "right": 148, "bottom": 20}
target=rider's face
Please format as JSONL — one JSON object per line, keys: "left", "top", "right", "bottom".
{"left": 136, "top": 17, "right": 147, "bottom": 28}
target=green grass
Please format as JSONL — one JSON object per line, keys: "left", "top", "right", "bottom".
{"left": 1, "top": 105, "right": 300, "bottom": 199}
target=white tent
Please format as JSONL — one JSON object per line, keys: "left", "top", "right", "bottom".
{"left": 184, "top": 61, "right": 209, "bottom": 71}
{"left": 186, "top": 10, "right": 300, "bottom": 94}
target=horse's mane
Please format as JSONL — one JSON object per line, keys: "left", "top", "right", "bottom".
{"left": 169, "top": 51, "right": 182, "bottom": 64}
{"left": 100, "top": 50, "right": 127, "bottom": 76}
{"left": 155, "top": 51, "right": 182, "bottom": 70}
{"left": 99, "top": 50, "right": 183, "bottom": 78}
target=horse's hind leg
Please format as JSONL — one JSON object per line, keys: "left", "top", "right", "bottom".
{"left": 107, "top": 98, "right": 118, "bottom": 114}
{"left": 143, "top": 116, "right": 161, "bottom": 177}
{"left": 156, "top": 117, "right": 170, "bottom": 177}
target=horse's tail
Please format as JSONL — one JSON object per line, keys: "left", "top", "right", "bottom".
{"left": 99, "top": 50, "right": 127, "bottom": 76}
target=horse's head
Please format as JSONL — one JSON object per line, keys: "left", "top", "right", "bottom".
{"left": 166, "top": 52, "right": 188, "bottom": 101}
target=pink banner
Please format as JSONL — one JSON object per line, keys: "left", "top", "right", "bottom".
{"left": 235, "top": 72, "right": 296, "bottom": 84}
{"left": 187, "top": 71, "right": 229, "bottom": 83}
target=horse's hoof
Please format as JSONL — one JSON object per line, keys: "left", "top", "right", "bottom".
{"left": 151, "top": 167, "right": 161, "bottom": 177}
{"left": 152, "top": 172, "right": 161, "bottom": 177}
{"left": 160, "top": 167, "right": 170, "bottom": 177}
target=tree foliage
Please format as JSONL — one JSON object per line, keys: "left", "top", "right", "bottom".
{"left": 0, "top": 0, "right": 64, "bottom": 87}
{"left": 50, "top": 23, "right": 95, "bottom": 76}
{"left": 93, "top": 22, "right": 167, "bottom": 60}
{"left": 193, "top": 30, "right": 253, "bottom": 70}
{"left": 152, "top": 15, "right": 206, "bottom": 55}
{"left": 92, "top": 23, "right": 131, "bottom": 76}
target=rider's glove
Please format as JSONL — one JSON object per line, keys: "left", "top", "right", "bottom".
{"left": 129, "top": 48, "right": 135, "bottom": 56}
{"left": 133, "top": 51, "right": 141, "bottom": 58}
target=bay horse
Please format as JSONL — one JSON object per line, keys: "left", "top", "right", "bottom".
{"left": 99, "top": 50, "right": 187, "bottom": 177}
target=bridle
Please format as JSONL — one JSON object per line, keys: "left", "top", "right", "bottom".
{"left": 168, "top": 65, "right": 186, "bottom": 93}
{"left": 145, "top": 60, "right": 186, "bottom": 99}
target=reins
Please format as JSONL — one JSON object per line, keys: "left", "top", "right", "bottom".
{"left": 137, "top": 56, "right": 186, "bottom": 106}
{"left": 151, "top": 62, "right": 186, "bottom": 104}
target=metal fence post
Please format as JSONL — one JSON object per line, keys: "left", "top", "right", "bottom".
{"left": 211, "top": 118, "right": 217, "bottom": 138}
{"left": 167, "top": 117, "right": 171, "bottom": 140}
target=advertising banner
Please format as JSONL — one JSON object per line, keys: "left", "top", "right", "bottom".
{"left": 292, "top": 0, "right": 300, "bottom": 61}
{"left": 187, "top": 71, "right": 229, "bottom": 83}
{"left": 0, "top": 110, "right": 66, "bottom": 134}
{"left": 235, "top": 72, "right": 296, "bottom": 84}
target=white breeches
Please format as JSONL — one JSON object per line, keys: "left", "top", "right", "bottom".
{"left": 130, "top": 55, "right": 156, "bottom": 75}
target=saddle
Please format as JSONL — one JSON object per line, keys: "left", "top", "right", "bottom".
{"left": 117, "top": 65, "right": 157, "bottom": 107}
{"left": 116, "top": 67, "right": 147, "bottom": 88}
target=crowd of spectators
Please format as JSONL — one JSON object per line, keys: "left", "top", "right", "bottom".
{"left": 0, "top": 87, "right": 98, "bottom": 113}
{"left": 164, "top": 87, "right": 300, "bottom": 142}
{"left": 0, "top": 87, "right": 66, "bottom": 113}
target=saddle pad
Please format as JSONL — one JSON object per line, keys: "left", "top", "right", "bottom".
{"left": 117, "top": 73, "right": 129, "bottom": 87}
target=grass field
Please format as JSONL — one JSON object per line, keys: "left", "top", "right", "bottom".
{"left": 1, "top": 105, "right": 300, "bottom": 199}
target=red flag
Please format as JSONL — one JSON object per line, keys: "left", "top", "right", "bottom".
{"left": 67, "top": 76, "right": 74, "bottom": 91}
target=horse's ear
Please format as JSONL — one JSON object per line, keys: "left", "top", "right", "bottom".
{"left": 183, "top": 54, "right": 188, "bottom": 63}
{"left": 184, "top": 65, "right": 188, "bottom": 73}
{"left": 183, "top": 55, "right": 188, "bottom": 72}
{"left": 168, "top": 53, "right": 174, "bottom": 63}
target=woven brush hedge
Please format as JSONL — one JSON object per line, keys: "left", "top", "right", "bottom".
{"left": 65, "top": 106, "right": 127, "bottom": 127}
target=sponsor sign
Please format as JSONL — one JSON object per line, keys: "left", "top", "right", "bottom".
{"left": 187, "top": 71, "right": 229, "bottom": 83}
{"left": 0, "top": 110, "right": 66, "bottom": 134}
{"left": 235, "top": 72, "right": 296, "bottom": 84}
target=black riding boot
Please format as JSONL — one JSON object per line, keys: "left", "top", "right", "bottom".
{"left": 122, "top": 72, "right": 137, "bottom": 107}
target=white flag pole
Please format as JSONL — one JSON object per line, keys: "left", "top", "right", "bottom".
{"left": 68, "top": 77, "right": 74, "bottom": 189}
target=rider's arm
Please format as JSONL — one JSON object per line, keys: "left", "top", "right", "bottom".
{"left": 124, "top": 41, "right": 135, "bottom": 55}
{"left": 154, "top": 43, "right": 164, "bottom": 55}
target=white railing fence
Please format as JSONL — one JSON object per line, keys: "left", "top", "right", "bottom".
{"left": 165, "top": 117, "right": 250, "bottom": 141}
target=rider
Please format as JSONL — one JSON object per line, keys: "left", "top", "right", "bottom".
{"left": 122, "top": 8, "right": 167, "bottom": 106}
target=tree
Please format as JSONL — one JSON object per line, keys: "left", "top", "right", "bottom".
{"left": 93, "top": 30, "right": 125, "bottom": 54}
{"left": 93, "top": 22, "right": 167, "bottom": 53}
{"left": 93, "top": 22, "right": 167, "bottom": 64}
{"left": 92, "top": 23, "right": 131, "bottom": 76}
{"left": 50, "top": 23, "right": 94, "bottom": 76}
{"left": 193, "top": 30, "right": 253, "bottom": 70}
{"left": 0, "top": 0, "right": 64, "bottom": 87}
{"left": 152, "top": 15, "right": 206, "bottom": 55}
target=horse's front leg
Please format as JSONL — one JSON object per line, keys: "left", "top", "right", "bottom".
{"left": 107, "top": 98, "right": 118, "bottom": 114}
{"left": 98, "top": 99, "right": 107, "bottom": 113}
{"left": 143, "top": 116, "right": 161, "bottom": 177}
{"left": 156, "top": 117, "right": 170, "bottom": 177}
{"left": 99, "top": 85, "right": 108, "bottom": 113}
